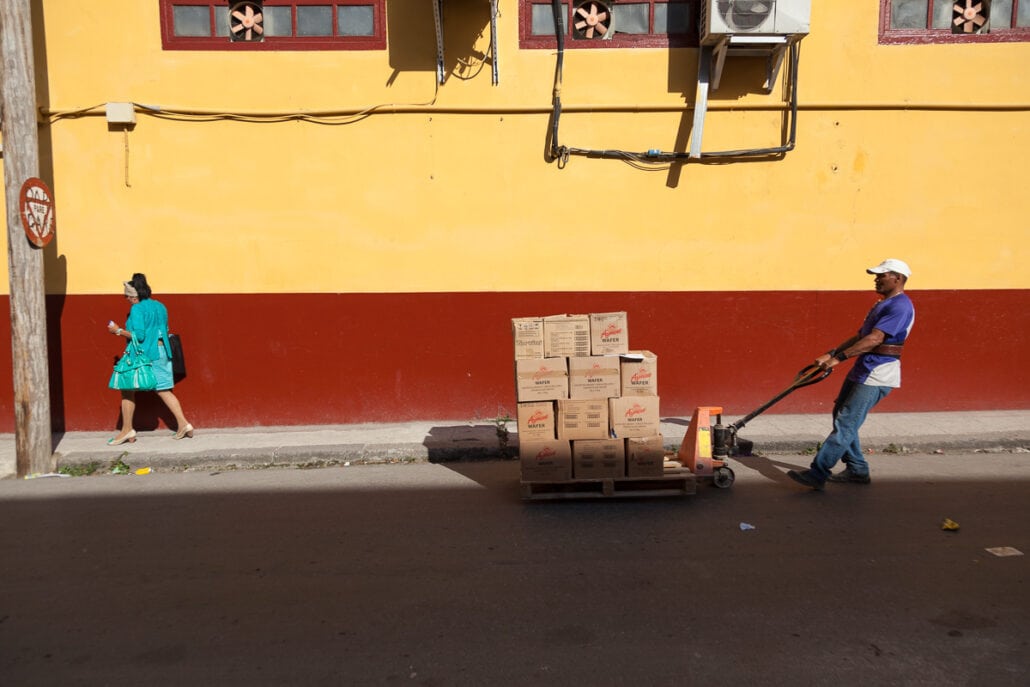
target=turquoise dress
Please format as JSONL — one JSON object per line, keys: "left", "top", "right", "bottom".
{"left": 125, "top": 298, "right": 174, "bottom": 390}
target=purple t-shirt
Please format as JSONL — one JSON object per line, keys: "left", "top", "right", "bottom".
{"left": 847, "top": 292, "right": 915, "bottom": 388}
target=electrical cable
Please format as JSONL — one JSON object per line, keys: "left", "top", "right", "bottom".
{"left": 132, "top": 81, "right": 439, "bottom": 125}
{"left": 40, "top": 82, "right": 440, "bottom": 126}
{"left": 699, "top": 41, "right": 800, "bottom": 159}
{"left": 549, "top": 0, "right": 565, "bottom": 164}
{"left": 548, "top": 32, "right": 804, "bottom": 167}
{"left": 46, "top": 104, "right": 106, "bottom": 121}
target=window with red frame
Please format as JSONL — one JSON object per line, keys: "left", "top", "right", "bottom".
{"left": 520, "top": 0, "right": 699, "bottom": 49}
{"left": 160, "top": 0, "right": 385, "bottom": 50}
{"left": 880, "top": 0, "right": 1029, "bottom": 44}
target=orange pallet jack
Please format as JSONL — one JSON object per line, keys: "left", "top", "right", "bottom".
{"left": 676, "top": 364, "right": 832, "bottom": 489}
{"left": 676, "top": 406, "right": 737, "bottom": 489}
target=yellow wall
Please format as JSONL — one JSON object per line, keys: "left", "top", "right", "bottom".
{"left": 3, "top": 1, "right": 1028, "bottom": 294}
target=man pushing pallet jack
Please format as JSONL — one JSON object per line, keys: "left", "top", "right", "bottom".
{"left": 679, "top": 258, "right": 916, "bottom": 491}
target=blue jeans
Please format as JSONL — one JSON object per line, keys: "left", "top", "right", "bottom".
{"left": 808, "top": 379, "right": 892, "bottom": 482}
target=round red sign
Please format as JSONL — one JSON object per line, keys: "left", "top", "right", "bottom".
{"left": 19, "top": 177, "right": 56, "bottom": 248}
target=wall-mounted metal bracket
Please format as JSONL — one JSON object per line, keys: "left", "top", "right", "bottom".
{"left": 710, "top": 35, "right": 789, "bottom": 93}
{"left": 690, "top": 34, "right": 794, "bottom": 158}
{"left": 433, "top": 0, "right": 445, "bottom": 84}
{"left": 490, "top": 0, "right": 499, "bottom": 85}
{"left": 432, "top": 0, "right": 501, "bottom": 86}
{"left": 689, "top": 44, "right": 714, "bottom": 159}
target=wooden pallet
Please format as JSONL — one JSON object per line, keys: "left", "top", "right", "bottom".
{"left": 520, "top": 472, "right": 696, "bottom": 501}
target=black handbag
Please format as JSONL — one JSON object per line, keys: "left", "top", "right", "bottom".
{"left": 168, "top": 333, "right": 187, "bottom": 379}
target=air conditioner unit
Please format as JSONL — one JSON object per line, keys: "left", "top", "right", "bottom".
{"left": 701, "top": 0, "right": 811, "bottom": 45}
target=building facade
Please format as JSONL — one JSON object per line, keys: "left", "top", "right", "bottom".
{"left": 1, "top": 1, "right": 1028, "bottom": 432}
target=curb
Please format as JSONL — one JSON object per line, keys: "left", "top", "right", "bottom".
{"left": 50, "top": 435, "right": 1030, "bottom": 473}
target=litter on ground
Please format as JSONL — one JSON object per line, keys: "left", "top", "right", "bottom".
{"left": 985, "top": 547, "right": 1023, "bottom": 557}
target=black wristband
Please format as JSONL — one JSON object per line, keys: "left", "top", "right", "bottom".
{"left": 834, "top": 351, "right": 848, "bottom": 362}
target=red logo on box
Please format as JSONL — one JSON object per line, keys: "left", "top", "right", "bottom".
{"left": 528, "top": 410, "right": 550, "bottom": 424}
{"left": 535, "top": 446, "right": 556, "bottom": 461}
{"left": 630, "top": 369, "right": 652, "bottom": 383}
{"left": 625, "top": 404, "right": 647, "bottom": 418}
{"left": 601, "top": 324, "right": 622, "bottom": 338}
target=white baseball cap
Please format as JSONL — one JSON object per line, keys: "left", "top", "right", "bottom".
{"left": 866, "top": 258, "right": 911, "bottom": 278}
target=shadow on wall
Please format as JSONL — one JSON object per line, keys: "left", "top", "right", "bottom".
{"left": 665, "top": 47, "right": 795, "bottom": 188}
{"left": 31, "top": 0, "right": 70, "bottom": 436}
{"left": 386, "top": 0, "right": 495, "bottom": 86}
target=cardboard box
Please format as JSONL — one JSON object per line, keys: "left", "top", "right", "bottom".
{"left": 557, "top": 399, "right": 609, "bottom": 440}
{"left": 543, "top": 314, "right": 591, "bottom": 358}
{"left": 515, "top": 358, "right": 568, "bottom": 402}
{"left": 573, "top": 439, "right": 626, "bottom": 479}
{"left": 520, "top": 439, "right": 572, "bottom": 482}
{"left": 620, "top": 350, "right": 658, "bottom": 397}
{"left": 590, "top": 311, "right": 629, "bottom": 355}
{"left": 626, "top": 434, "right": 665, "bottom": 477}
{"left": 568, "top": 355, "right": 621, "bottom": 400}
{"left": 609, "top": 396, "right": 661, "bottom": 438}
{"left": 512, "top": 317, "right": 544, "bottom": 360}
{"left": 517, "top": 401, "right": 556, "bottom": 442}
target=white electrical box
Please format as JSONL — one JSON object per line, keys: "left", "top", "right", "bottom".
{"left": 105, "top": 102, "right": 136, "bottom": 124}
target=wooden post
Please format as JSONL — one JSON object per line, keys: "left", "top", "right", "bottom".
{"left": 1, "top": 0, "right": 54, "bottom": 476}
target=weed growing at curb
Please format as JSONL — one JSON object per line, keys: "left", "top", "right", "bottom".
{"left": 492, "top": 413, "right": 514, "bottom": 458}
{"left": 109, "top": 456, "right": 131, "bottom": 475}
{"left": 58, "top": 461, "right": 101, "bottom": 477}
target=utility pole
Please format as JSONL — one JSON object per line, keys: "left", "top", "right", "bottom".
{"left": 1, "top": 0, "right": 54, "bottom": 476}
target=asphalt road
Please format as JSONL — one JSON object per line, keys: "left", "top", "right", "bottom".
{"left": 1, "top": 451, "right": 1027, "bottom": 686}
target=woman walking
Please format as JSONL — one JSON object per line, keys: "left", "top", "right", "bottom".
{"left": 106, "top": 273, "right": 194, "bottom": 445}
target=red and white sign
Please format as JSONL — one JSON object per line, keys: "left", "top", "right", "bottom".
{"left": 19, "top": 178, "right": 56, "bottom": 248}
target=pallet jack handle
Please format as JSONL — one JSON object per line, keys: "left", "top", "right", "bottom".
{"left": 729, "top": 363, "right": 832, "bottom": 434}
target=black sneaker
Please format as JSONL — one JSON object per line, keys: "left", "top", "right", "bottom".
{"left": 787, "top": 469, "right": 824, "bottom": 490}
{"left": 828, "top": 468, "right": 871, "bottom": 484}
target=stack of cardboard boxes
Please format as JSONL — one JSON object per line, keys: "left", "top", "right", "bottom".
{"left": 513, "top": 313, "right": 665, "bottom": 482}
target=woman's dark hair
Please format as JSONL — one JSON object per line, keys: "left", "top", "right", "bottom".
{"left": 130, "top": 273, "right": 152, "bottom": 300}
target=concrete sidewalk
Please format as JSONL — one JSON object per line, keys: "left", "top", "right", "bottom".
{"left": 1, "top": 410, "right": 1027, "bottom": 478}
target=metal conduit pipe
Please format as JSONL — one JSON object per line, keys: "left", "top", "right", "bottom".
{"left": 40, "top": 101, "right": 1030, "bottom": 120}
{"left": 40, "top": 94, "right": 1030, "bottom": 123}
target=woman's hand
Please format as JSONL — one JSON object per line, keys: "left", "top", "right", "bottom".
{"left": 107, "top": 321, "right": 124, "bottom": 336}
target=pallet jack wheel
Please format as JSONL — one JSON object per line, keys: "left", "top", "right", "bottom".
{"left": 713, "top": 466, "right": 735, "bottom": 489}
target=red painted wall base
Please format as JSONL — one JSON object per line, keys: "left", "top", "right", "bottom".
{"left": 0, "top": 290, "right": 1026, "bottom": 432}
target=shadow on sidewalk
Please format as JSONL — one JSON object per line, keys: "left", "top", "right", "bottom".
{"left": 423, "top": 424, "right": 511, "bottom": 463}
{"left": 731, "top": 451, "right": 815, "bottom": 484}
{"left": 424, "top": 424, "right": 520, "bottom": 498}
